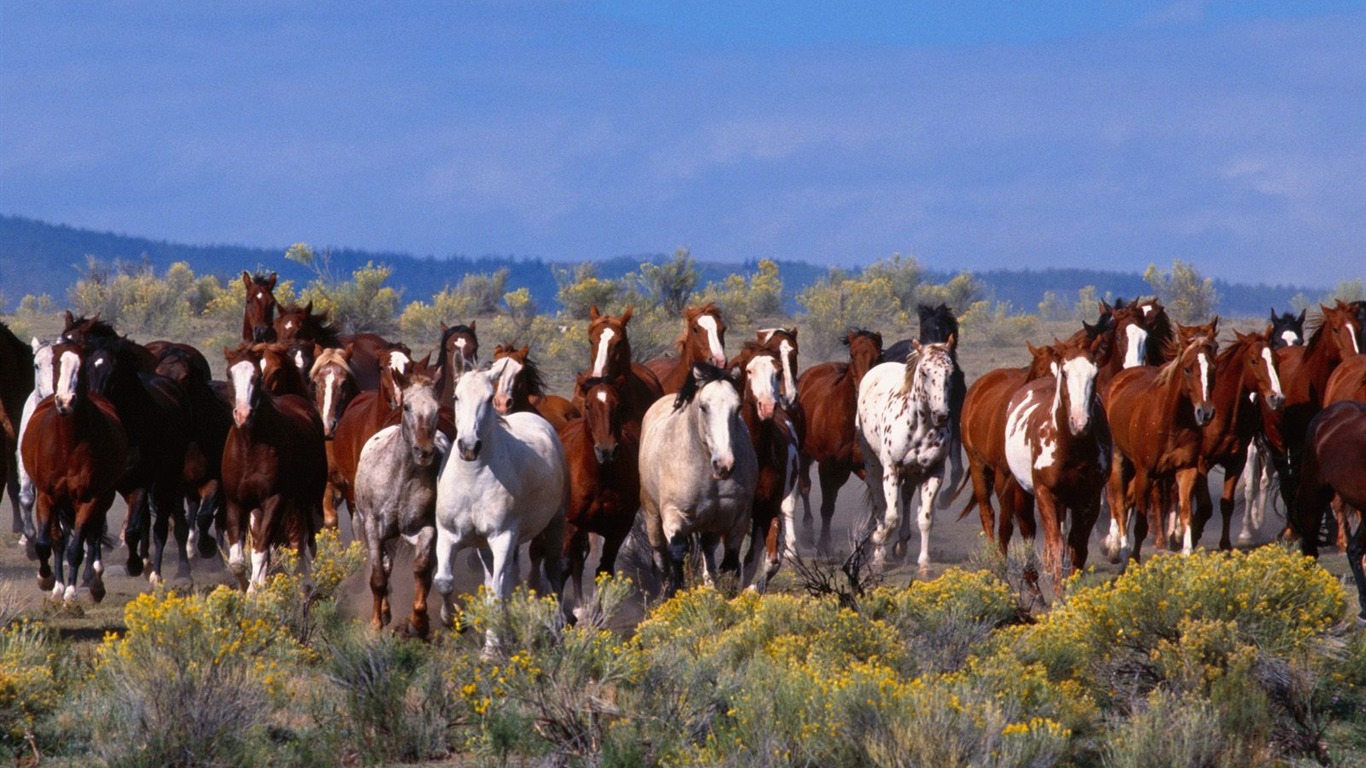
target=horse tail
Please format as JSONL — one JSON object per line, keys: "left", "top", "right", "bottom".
{"left": 951, "top": 473, "right": 976, "bottom": 521}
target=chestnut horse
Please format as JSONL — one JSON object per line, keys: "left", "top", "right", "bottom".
{"left": 558, "top": 373, "right": 640, "bottom": 613}
{"left": 1294, "top": 401, "right": 1366, "bottom": 623}
{"left": 644, "top": 303, "right": 728, "bottom": 395}
{"left": 434, "top": 322, "right": 480, "bottom": 405}
{"left": 221, "top": 343, "right": 327, "bottom": 590}
{"left": 1, "top": 320, "right": 35, "bottom": 542}
{"left": 1237, "top": 308, "right": 1308, "bottom": 546}
{"left": 795, "top": 328, "right": 882, "bottom": 555}
{"left": 1188, "top": 330, "right": 1285, "bottom": 550}
{"left": 578, "top": 305, "right": 663, "bottom": 424}
{"left": 1003, "top": 332, "right": 1111, "bottom": 590}
{"left": 241, "top": 271, "right": 278, "bottom": 343}
{"left": 491, "top": 343, "right": 580, "bottom": 430}
{"left": 22, "top": 341, "right": 128, "bottom": 603}
{"left": 1102, "top": 331, "right": 1218, "bottom": 562}
{"left": 735, "top": 342, "right": 801, "bottom": 591}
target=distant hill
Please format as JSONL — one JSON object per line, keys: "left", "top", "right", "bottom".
{"left": 0, "top": 214, "right": 1327, "bottom": 317}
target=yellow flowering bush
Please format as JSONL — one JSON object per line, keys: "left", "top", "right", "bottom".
{"left": 0, "top": 622, "right": 59, "bottom": 754}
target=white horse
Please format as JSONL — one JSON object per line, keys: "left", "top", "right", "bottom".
{"left": 433, "top": 367, "right": 568, "bottom": 625}
{"left": 15, "top": 338, "right": 55, "bottom": 548}
{"left": 856, "top": 339, "right": 956, "bottom": 575}
{"left": 355, "top": 369, "right": 449, "bottom": 638}
{"left": 639, "top": 363, "right": 757, "bottom": 594}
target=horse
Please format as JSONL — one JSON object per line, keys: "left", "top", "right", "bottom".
{"left": 1102, "top": 331, "right": 1218, "bottom": 562}
{"left": 1, "top": 321, "right": 35, "bottom": 541}
{"left": 1268, "top": 308, "right": 1307, "bottom": 350}
{"left": 1237, "top": 308, "right": 1308, "bottom": 547}
{"left": 221, "top": 343, "right": 328, "bottom": 590}
{"left": 353, "top": 369, "right": 449, "bottom": 637}
{"left": 1293, "top": 401, "right": 1366, "bottom": 624}
{"left": 735, "top": 343, "right": 801, "bottom": 591}
{"left": 795, "top": 328, "right": 883, "bottom": 555}
{"left": 145, "top": 340, "right": 233, "bottom": 559}
{"left": 14, "top": 337, "right": 54, "bottom": 548}
{"left": 490, "top": 343, "right": 580, "bottom": 430}
{"left": 754, "top": 327, "right": 802, "bottom": 408}
{"left": 241, "top": 271, "right": 279, "bottom": 343}
{"left": 433, "top": 368, "right": 568, "bottom": 627}
{"left": 558, "top": 373, "right": 640, "bottom": 613}
{"left": 1188, "top": 330, "right": 1285, "bottom": 549}
{"left": 578, "top": 305, "right": 662, "bottom": 424}
{"left": 644, "top": 303, "right": 728, "bottom": 395}
{"left": 310, "top": 347, "right": 361, "bottom": 439}
{"left": 1002, "top": 332, "right": 1111, "bottom": 590}
{"left": 640, "top": 363, "right": 757, "bottom": 595}
{"left": 340, "top": 333, "right": 409, "bottom": 392}
{"left": 959, "top": 340, "right": 1060, "bottom": 548}
{"left": 856, "top": 338, "right": 957, "bottom": 575}
{"left": 328, "top": 347, "right": 421, "bottom": 525}
{"left": 434, "top": 322, "right": 480, "bottom": 405}
{"left": 274, "top": 301, "right": 342, "bottom": 348}
{"left": 21, "top": 340, "right": 128, "bottom": 603}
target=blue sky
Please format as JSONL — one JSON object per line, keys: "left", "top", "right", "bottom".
{"left": 2, "top": 1, "right": 1363, "bottom": 286}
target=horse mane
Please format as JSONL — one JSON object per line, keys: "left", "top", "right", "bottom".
{"left": 508, "top": 347, "right": 547, "bottom": 397}
{"left": 247, "top": 272, "right": 276, "bottom": 289}
{"left": 435, "top": 324, "right": 477, "bottom": 373}
{"left": 278, "top": 303, "right": 340, "bottom": 346}
{"left": 841, "top": 328, "right": 881, "bottom": 348}
{"left": 1156, "top": 337, "right": 1214, "bottom": 388}
{"left": 61, "top": 314, "right": 120, "bottom": 343}
{"left": 917, "top": 304, "right": 960, "bottom": 345}
{"left": 672, "top": 362, "right": 738, "bottom": 411}
{"left": 309, "top": 347, "right": 353, "bottom": 378}
{"left": 1215, "top": 331, "right": 1261, "bottom": 367}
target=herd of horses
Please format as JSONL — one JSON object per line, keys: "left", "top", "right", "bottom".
{"left": 4, "top": 270, "right": 1366, "bottom": 632}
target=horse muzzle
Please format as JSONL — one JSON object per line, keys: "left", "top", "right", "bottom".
{"left": 594, "top": 444, "right": 618, "bottom": 464}
{"left": 54, "top": 396, "right": 75, "bottom": 416}
{"left": 1266, "top": 393, "right": 1285, "bottom": 412}
{"left": 493, "top": 393, "right": 512, "bottom": 414}
{"left": 233, "top": 406, "right": 253, "bottom": 429}
{"left": 756, "top": 398, "right": 775, "bottom": 420}
{"left": 711, "top": 457, "right": 734, "bottom": 480}
{"left": 1194, "top": 403, "right": 1215, "bottom": 426}
{"left": 458, "top": 439, "right": 482, "bottom": 461}
{"left": 412, "top": 446, "right": 438, "bottom": 467}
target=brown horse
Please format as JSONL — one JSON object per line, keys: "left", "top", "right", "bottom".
{"left": 1002, "top": 331, "right": 1111, "bottom": 590}
{"left": 558, "top": 373, "right": 641, "bottom": 614}
{"left": 433, "top": 322, "right": 479, "bottom": 405}
{"left": 1189, "top": 330, "right": 1286, "bottom": 550}
{"left": 578, "top": 305, "right": 663, "bottom": 424}
{"left": 794, "top": 328, "right": 882, "bottom": 555}
{"left": 491, "top": 343, "right": 580, "bottom": 430}
{"left": 242, "top": 271, "right": 278, "bottom": 343}
{"left": 310, "top": 346, "right": 361, "bottom": 439}
{"left": 1322, "top": 351, "right": 1366, "bottom": 406}
{"left": 1, "top": 320, "right": 35, "bottom": 540}
{"left": 1103, "top": 331, "right": 1218, "bottom": 562}
{"left": 1294, "top": 401, "right": 1366, "bottom": 623}
{"left": 274, "top": 301, "right": 342, "bottom": 347}
{"left": 21, "top": 341, "right": 128, "bottom": 603}
{"left": 221, "top": 343, "right": 327, "bottom": 590}
{"left": 644, "top": 303, "right": 728, "bottom": 395}
{"left": 958, "top": 341, "right": 1058, "bottom": 548}
{"left": 735, "top": 342, "right": 801, "bottom": 590}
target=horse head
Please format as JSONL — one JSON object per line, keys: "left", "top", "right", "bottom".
{"left": 577, "top": 373, "right": 625, "bottom": 464}
{"left": 378, "top": 345, "right": 414, "bottom": 409}
{"left": 242, "top": 271, "right": 278, "bottom": 343}
{"left": 1267, "top": 307, "right": 1306, "bottom": 349}
{"left": 1051, "top": 335, "right": 1102, "bottom": 435}
{"left": 1231, "top": 330, "right": 1285, "bottom": 411}
{"left": 845, "top": 328, "right": 883, "bottom": 383}
{"left": 677, "top": 362, "right": 743, "bottom": 480}
{"left": 741, "top": 344, "right": 783, "bottom": 421}
{"left": 30, "top": 338, "right": 55, "bottom": 400}
{"left": 909, "top": 338, "right": 956, "bottom": 429}
{"left": 681, "top": 303, "right": 727, "bottom": 368}
{"left": 488, "top": 354, "right": 523, "bottom": 415}
{"left": 394, "top": 368, "right": 442, "bottom": 467}
{"left": 453, "top": 367, "right": 496, "bottom": 461}
{"left": 917, "top": 304, "right": 960, "bottom": 347}
{"left": 438, "top": 322, "right": 479, "bottom": 384}
{"left": 1110, "top": 301, "right": 1150, "bottom": 370}
{"left": 224, "top": 344, "right": 264, "bottom": 428}
{"left": 756, "top": 327, "right": 799, "bottom": 406}
{"left": 1173, "top": 335, "right": 1218, "bottom": 426}
{"left": 1317, "top": 301, "right": 1364, "bottom": 358}
{"left": 255, "top": 343, "right": 310, "bottom": 399}
{"left": 50, "top": 340, "right": 87, "bottom": 416}
{"left": 588, "top": 305, "right": 633, "bottom": 378}
{"left": 310, "top": 346, "right": 358, "bottom": 438}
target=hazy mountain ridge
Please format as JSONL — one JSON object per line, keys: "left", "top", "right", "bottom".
{"left": 0, "top": 214, "right": 1326, "bottom": 317}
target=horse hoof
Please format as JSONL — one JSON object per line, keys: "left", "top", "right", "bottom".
{"left": 126, "top": 556, "right": 144, "bottom": 578}
{"left": 917, "top": 565, "right": 932, "bottom": 580}
{"left": 24, "top": 539, "right": 38, "bottom": 562}
{"left": 148, "top": 572, "right": 162, "bottom": 587}
{"left": 1236, "top": 533, "right": 1253, "bottom": 547}
{"left": 36, "top": 574, "right": 54, "bottom": 591}
{"left": 90, "top": 580, "right": 106, "bottom": 603}
{"left": 197, "top": 535, "right": 218, "bottom": 559}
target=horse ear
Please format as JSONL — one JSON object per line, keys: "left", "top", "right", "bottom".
{"left": 1209, "top": 316, "right": 1220, "bottom": 336}
{"left": 518, "top": 345, "right": 530, "bottom": 358}
{"left": 789, "top": 327, "right": 797, "bottom": 339}
{"left": 62, "top": 310, "right": 75, "bottom": 329}
{"left": 242, "top": 271, "right": 252, "bottom": 288}
{"left": 1297, "top": 308, "right": 1306, "bottom": 324}
{"left": 223, "top": 347, "right": 235, "bottom": 363}
{"left": 31, "top": 338, "right": 41, "bottom": 353}
{"left": 303, "top": 300, "right": 313, "bottom": 314}
{"left": 440, "top": 322, "right": 449, "bottom": 334}
{"left": 469, "top": 320, "right": 477, "bottom": 333}
{"left": 912, "top": 339, "right": 923, "bottom": 354}
{"left": 589, "top": 305, "right": 601, "bottom": 321}
{"left": 266, "top": 273, "right": 277, "bottom": 289}
{"left": 946, "top": 332, "right": 957, "bottom": 350}
{"left": 1269, "top": 307, "right": 1277, "bottom": 322}
{"left": 392, "top": 366, "right": 410, "bottom": 392}
{"left": 621, "top": 305, "right": 634, "bottom": 324}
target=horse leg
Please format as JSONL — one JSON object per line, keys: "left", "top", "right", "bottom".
{"left": 534, "top": 513, "right": 566, "bottom": 600}
{"left": 1102, "top": 450, "right": 1131, "bottom": 563}
{"left": 193, "top": 481, "right": 220, "bottom": 559}
{"left": 1190, "top": 470, "right": 1214, "bottom": 549}
{"left": 798, "top": 453, "right": 815, "bottom": 545}
{"left": 122, "top": 488, "right": 148, "bottom": 577}
{"left": 148, "top": 486, "right": 171, "bottom": 585}
{"left": 871, "top": 466, "right": 898, "bottom": 570}
{"left": 487, "top": 531, "right": 518, "bottom": 601}
{"left": 1066, "top": 496, "right": 1101, "bottom": 587}
{"left": 83, "top": 511, "right": 107, "bottom": 604}
{"left": 1130, "top": 471, "right": 1153, "bottom": 562}
{"left": 969, "top": 458, "right": 996, "bottom": 543}
{"left": 17, "top": 454, "right": 36, "bottom": 554}
{"left": 224, "top": 497, "right": 249, "bottom": 590}
{"left": 1217, "top": 467, "right": 1239, "bottom": 551}
{"left": 915, "top": 472, "right": 943, "bottom": 579}
{"left": 817, "top": 460, "right": 852, "bottom": 557}
{"left": 408, "top": 525, "right": 436, "bottom": 639}
{"left": 367, "top": 528, "right": 389, "bottom": 631}
{"left": 431, "top": 524, "right": 460, "bottom": 627}
{"left": 33, "top": 492, "right": 55, "bottom": 592}
{"left": 1333, "top": 495, "right": 1352, "bottom": 553}
{"left": 565, "top": 523, "right": 588, "bottom": 611}
{"left": 698, "top": 532, "right": 721, "bottom": 587}
{"left": 1346, "top": 511, "right": 1366, "bottom": 626}
{"left": 60, "top": 507, "right": 85, "bottom": 603}
{"left": 247, "top": 498, "right": 282, "bottom": 594}
{"left": 1033, "top": 484, "right": 1063, "bottom": 597}
{"left": 1175, "top": 468, "right": 1200, "bottom": 555}
{"left": 1238, "top": 442, "right": 1263, "bottom": 546}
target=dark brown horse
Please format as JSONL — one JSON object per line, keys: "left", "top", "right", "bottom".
{"left": 274, "top": 301, "right": 342, "bottom": 347}
{"left": 644, "top": 303, "right": 728, "bottom": 395}
{"left": 221, "top": 343, "right": 327, "bottom": 590}
{"left": 1002, "top": 331, "right": 1111, "bottom": 589}
{"left": 735, "top": 342, "right": 801, "bottom": 590}
{"left": 1103, "top": 331, "right": 1218, "bottom": 562}
{"left": 794, "top": 328, "right": 882, "bottom": 555}
{"left": 491, "top": 343, "right": 580, "bottom": 430}
{"left": 1189, "top": 329, "right": 1286, "bottom": 550}
{"left": 0, "top": 320, "right": 35, "bottom": 540}
{"left": 433, "top": 322, "right": 479, "bottom": 405}
{"left": 242, "top": 271, "right": 279, "bottom": 343}
{"left": 577, "top": 305, "right": 662, "bottom": 424}
{"left": 558, "top": 373, "right": 640, "bottom": 615}
{"left": 21, "top": 341, "right": 128, "bottom": 603}
{"left": 1294, "top": 401, "right": 1366, "bottom": 623}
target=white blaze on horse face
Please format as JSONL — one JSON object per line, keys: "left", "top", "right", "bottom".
{"left": 1198, "top": 352, "right": 1212, "bottom": 403}
{"left": 34, "top": 344, "right": 55, "bottom": 398}
{"left": 388, "top": 350, "right": 411, "bottom": 374}
{"left": 1261, "top": 347, "right": 1284, "bottom": 401}
{"left": 778, "top": 339, "right": 797, "bottom": 404}
{"left": 322, "top": 371, "right": 337, "bottom": 423}
{"left": 699, "top": 380, "right": 740, "bottom": 476}
{"left": 697, "top": 315, "right": 726, "bottom": 367}
{"left": 454, "top": 370, "right": 494, "bottom": 457}
{"left": 596, "top": 389, "right": 608, "bottom": 404}
{"left": 1281, "top": 330, "right": 1301, "bottom": 347}
{"left": 294, "top": 350, "right": 306, "bottom": 373}
{"left": 490, "top": 357, "right": 521, "bottom": 414}
{"left": 54, "top": 350, "right": 80, "bottom": 410}
{"left": 745, "top": 355, "right": 780, "bottom": 420}
{"left": 591, "top": 327, "right": 615, "bottom": 377}
{"left": 230, "top": 360, "right": 257, "bottom": 426}
{"left": 1123, "top": 325, "right": 1148, "bottom": 368}
{"left": 1348, "top": 322, "right": 1361, "bottom": 355}
{"left": 1062, "top": 356, "right": 1098, "bottom": 434}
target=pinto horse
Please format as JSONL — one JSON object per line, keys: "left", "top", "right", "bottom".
{"left": 856, "top": 338, "right": 957, "bottom": 575}
{"left": 1003, "top": 332, "right": 1110, "bottom": 590}
{"left": 221, "top": 344, "right": 327, "bottom": 590}
{"left": 1102, "top": 331, "right": 1218, "bottom": 562}
{"left": 434, "top": 322, "right": 480, "bottom": 405}
{"left": 22, "top": 341, "right": 128, "bottom": 603}
{"left": 490, "top": 343, "right": 580, "bottom": 430}
{"left": 644, "top": 303, "right": 728, "bottom": 395}
{"left": 640, "top": 363, "right": 757, "bottom": 595}
{"left": 1188, "top": 330, "right": 1286, "bottom": 550}
{"left": 242, "top": 271, "right": 279, "bottom": 343}
{"left": 795, "top": 328, "right": 883, "bottom": 555}
{"left": 354, "top": 369, "right": 449, "bottom": 637}
{"left": 1294, "top": 401, "right": 1366, "bottom": 624}
{"left": 558, "top": 373, "right": 640, "bottom": 613}
{"left": 735, "top": 343, "right": 800, "bottom": 591}
{"left": 579, "top": 306, "right": 662, "bottom": 426}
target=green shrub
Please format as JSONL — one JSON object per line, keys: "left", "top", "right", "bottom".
{"left": 0, "top": 622, "right": 60, "bottom": 759}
